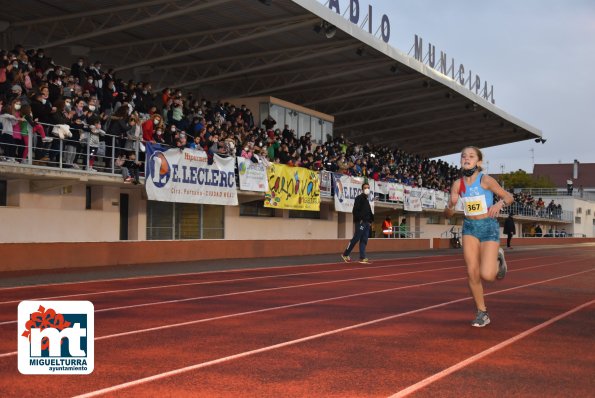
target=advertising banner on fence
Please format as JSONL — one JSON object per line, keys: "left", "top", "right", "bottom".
{"left": 237, "top": 157, "right": 268, "bottom": 192}
{"left": 435, "top": 190, "right": 448, "bottom": 210}
{"left": 320, "top": 170, "right": 333, "bottom": 198}
{"left": 375, "top": 181, "right": 404, "bottom": 202}
{"left": 404, "top": 187, "right": 422, "bottom": 211}
{"left": 145, "top": 144, "right": 238, "bottom": 205}
{"left": 421, "top": 188, "right": 436, "bottom": 208}
{"left": 264, "top": 163, "right": 320, "bottom": 211}
{"left": 332, "top": 173, "right": 375, "bottom": 213}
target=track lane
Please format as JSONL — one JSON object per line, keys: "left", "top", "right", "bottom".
{"left": 0, "top": 255, "right": 591, "bottom": 397}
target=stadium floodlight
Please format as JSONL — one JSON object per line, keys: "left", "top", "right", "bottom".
{"left": 324, "top": 23, "right": 337, "bottom": 38}
{"left": 356, "top": 47, "right": 364, "bottom": 56}
{"left": 534, "top": 138, "right": 547, "bottom": 144}
{"left": 390, "top": 65, "right": 398, "bottom": 73}
{"left": 258, "top": 0, "right": 272, "bottom": 6}
{"left": 314, "top": 20, "right": 337, "bottom": 38}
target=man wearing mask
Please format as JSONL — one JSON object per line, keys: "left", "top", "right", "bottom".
{"left": 70, "top": 58, "right": 87, "bottom": 84}
{"left": 342, "top": 182, "right": 374, "bottom": 264}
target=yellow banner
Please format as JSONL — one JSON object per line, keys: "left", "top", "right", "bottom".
{"left": 264, "top": 164, "right": 320, "bottom": 211}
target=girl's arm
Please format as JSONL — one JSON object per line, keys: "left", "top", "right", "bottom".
{"left": 483, "top": 175, "right": 513, "bottom": 218}
{"left": 444, "top": 179, "right": 460, "bottom": 218}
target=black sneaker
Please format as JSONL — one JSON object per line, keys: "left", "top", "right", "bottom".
{"left": 471, "top": 309, "right": 490, "bottom": 327}
{"left": 497, "top": 247, "right": 507, "bottom": 280}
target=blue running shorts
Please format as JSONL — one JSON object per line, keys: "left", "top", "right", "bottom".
{"left": 462, "top": 217, "right": 500, "bottom": 242}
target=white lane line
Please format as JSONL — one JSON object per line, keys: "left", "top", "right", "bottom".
{"left": 388, "top": 299, "right": 595, "bottom": 398}
{"left": 0, "top": 257, "right": 464, "bottom": 305}
{"left": 71, "top": 268, "right": 594, "bottom": 398}
{"left": 0, "top": 254, "right": 460, "bottom": 291}
{"left": 0, "top": 257, "right": 583, "bottom": 327}
{"left": 3, "top": 245, "right": 592, "bottom": 292}
{"left": 0, "top": 275, "right": 468, "bottom": 359}
{"left": 0, "top": 264, "right": 466, "bottom": 326}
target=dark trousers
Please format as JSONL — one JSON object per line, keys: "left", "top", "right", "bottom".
{"left": 507, "top": 233, "right": 513, "bottom": 248}
{"left": 344, "top": 222, "right": 370, "bottom": 260}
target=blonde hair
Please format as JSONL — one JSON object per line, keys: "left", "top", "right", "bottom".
{"left": 461, "top": 146, "right": 484, "bottom": 171}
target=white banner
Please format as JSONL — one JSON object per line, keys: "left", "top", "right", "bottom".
{"left": 421, "top": 188, "right": 436, "bottom": 208}
{"left": 389, "top": 183, "right": 405, "bottom": 202}
{"left": 435, "top": 191, "right": 448, "bottom": 210}
{"left": 333, "top": 173, "right": 375, "bottom": 214}
{"left": 404, "top": 187, "right": 422, "bottom": 211}
{"left": 145, "top": 144, "right": 238, "bottom": 205}
{"left": 375, "top": 181, "right": 405, "bottom": 202}
{"left": 320, "top": 170, "right": 333, "bottom": 198}
{"left": 237, "top": 157, "right": 268, "bottom": 192}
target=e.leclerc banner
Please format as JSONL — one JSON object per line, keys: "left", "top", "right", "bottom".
{"left": 264, "top": 163, "right": 320, "bottom": 211}
{"left": 145, "top": 143, "right": 238, "bottom": 205}
{"left": 332, "top": 173, "right": 375, "bottom": 214}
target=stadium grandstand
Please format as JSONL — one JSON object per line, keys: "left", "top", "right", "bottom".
{"left": 0, "top": 0, "right": 593, "bottom": 270}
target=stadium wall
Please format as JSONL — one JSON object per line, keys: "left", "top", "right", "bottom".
{"left": 2, "top": 238, "right": 594, "bottom": 272}
{"left": 0, "top": 238, "right": 430, "bottom": 272}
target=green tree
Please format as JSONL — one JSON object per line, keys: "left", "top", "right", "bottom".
{"left": 500, "top": 170, "right": 555, "bottom": 189}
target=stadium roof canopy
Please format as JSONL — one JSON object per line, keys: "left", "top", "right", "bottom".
{"left": 2, "top": 0, "right": 542, "bottom": 157}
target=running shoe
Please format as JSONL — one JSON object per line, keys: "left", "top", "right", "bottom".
{"left": 341, "top": 255, "right": 351, "bottom": 263}
{"left": 359, "top": 258, "right": 370, "bottom": 264}
{"left": 497, "top": 247, "right": 508, "bottom": 280}
{"left": 471, "top": 309, "right": 490, "bottom": 327}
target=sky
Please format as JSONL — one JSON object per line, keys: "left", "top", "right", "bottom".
{"left": 316, "top": 0, "right": 595, "bottom": 173}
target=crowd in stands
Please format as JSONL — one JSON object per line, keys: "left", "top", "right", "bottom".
{"left": 0, "top": 44, "right": 573, "bottom": 217}
{"left": 0, "top": 45, "right": 461, "bottom": 190}
{"left": 504, "top": 192, "right": 563, "bottom": 219}
{"left": 0, "top": 45, "right": 573, "bottom": 215}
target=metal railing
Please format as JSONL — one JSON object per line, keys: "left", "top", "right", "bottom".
{"left": 513, "top": 187, "right": 595, "bottom": 202}
{"left": 0, "top": 122, "right": 146, "bottom": 177}
{"left": 501, "top": 202, "right": 573, "bottom": 222}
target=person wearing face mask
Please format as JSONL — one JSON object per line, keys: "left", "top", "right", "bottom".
{"left": 0, "top": 101, "right": 21, "bottom": 160}
{"left": 48, "top": 76, "right": 62, "bottom": 104}
{"left": 82, "top": 76, "right": 96, "bottom": 96}
{"left": 444, "top": 146, "right": 513, "bottom": 328}
{"left": 341, "top": 182, "right": 374, "bottom": 264}
{"left": 71, "top": 57, "right": 87, "bottom": 84}
{"left": 30, "top": 89, "right": 52, "bottom": 128}
{"left": 142, "top": 115, "right": 162, "bottom": 144}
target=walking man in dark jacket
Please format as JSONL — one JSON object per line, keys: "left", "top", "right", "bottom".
{"left": 503, "top": 213, "right": 516, "bottom": 249}
{"left": 342, "top": 182, "right": 374, "bottom": 263}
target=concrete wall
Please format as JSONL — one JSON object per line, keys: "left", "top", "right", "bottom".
{"left": 0, "top": 238, "right": 430, "bottom": 272}
{"left": 224, "top": 204, "right": 339, "bottom": 240}
{"left": 0, "top": 180, "right": 144, "bottom": 242}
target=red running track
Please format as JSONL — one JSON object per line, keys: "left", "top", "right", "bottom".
{"left": 0, "top": 245, "right": 593, "bottom": 397}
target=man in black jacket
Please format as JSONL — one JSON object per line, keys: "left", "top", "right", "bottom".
{"left": 342, "top": 182, "right": 374, "bottom": 263}
{"left": 503, "top": 213, "right": 516, "bottom": 249}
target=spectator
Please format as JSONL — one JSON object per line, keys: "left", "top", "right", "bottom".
{"left": 121, "top": 151, "right": 141, "bottom": 184}
{"left": 503, "top": 213, "right": 516, "bottom": 249}
{"left": 382, "top": 216, "right": 393, "bottom": 238}
{"left": 70, "top": 58, "right": 87, "bottom": 85}
{"left": 399, "top": 218, "right": 408, "bottom": 238}
{"left": 80, "top": 115, "right": 105, "bottom": 171}
{"left": 0, "top": 100, "right": 20, "bottom": 160}
{"left": 535, "top": 224, "right": 543, "bottom": 238}
{"left": 262, "top": 115, "right": 276, "bottom": 130}
{"left": 566, "top": 179, "right": 573, "bottom": 195}
{"left": 125, "top": 113, "right": 142, "bottom": 153}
